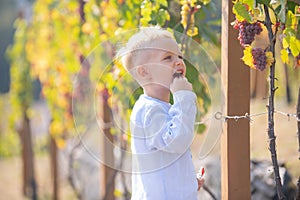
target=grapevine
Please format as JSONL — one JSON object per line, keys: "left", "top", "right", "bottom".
{"left": 233, "top": 1, "right": 300, "bottom": 199}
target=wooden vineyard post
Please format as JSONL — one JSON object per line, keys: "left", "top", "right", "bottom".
{"left": 99, "top": 88, "right": 115, "bottom": 200}
{"left": 221, "top": 0, "right": 251, "bottom": 199}
{"left": 50, "top": 136, "right": 59, "bottom": 200}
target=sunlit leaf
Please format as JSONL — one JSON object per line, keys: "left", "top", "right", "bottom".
{"left": 280, "top": 49, "right": 289, "bottom": 64}
{"left": 282, "top": 36, "right": 289, "bottom": 49}
{"left": 290, "top": 36, "right": 300, "bottom": 56}
{"left": 233, "top": 2, "right": 254, "bottom": 23}
{"left": 242, "top": 46, "right": 255, "bottom": 69}
{"left": 265, "top": 51, "right": 274, "bottom": 67}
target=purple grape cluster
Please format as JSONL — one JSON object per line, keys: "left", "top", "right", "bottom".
{"left": 252, "top": 48, "right": 266, "bottom": 71}
{"left": 234, "top": 21, "right": 263, "bottom": 46}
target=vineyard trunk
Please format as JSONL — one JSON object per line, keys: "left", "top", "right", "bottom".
{"left": 19, "top": 112, "right": 37, "bottom": 200}
{"left": 99, "top": 89, "right": 115, "bottom": 200}
{"left": 263, "top": 4, "right": 285, "bottom": 200}
{"left": 50, "top": 136, "right": 59, "bottom": 200}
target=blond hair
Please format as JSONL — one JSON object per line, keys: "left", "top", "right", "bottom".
{"left": 116, "top": 27, "right": 175, "bottom": 74}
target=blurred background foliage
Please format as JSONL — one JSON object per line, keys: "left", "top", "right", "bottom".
{"left": 1, "top": 0, "right": 222, "bottom": 158}
{"left": 0, "top": 0, "right": 222, "bottom": 199}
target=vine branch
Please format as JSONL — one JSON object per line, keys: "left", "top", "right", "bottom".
{"left": 263, "top": 4, "right": 286, "bottom": 200}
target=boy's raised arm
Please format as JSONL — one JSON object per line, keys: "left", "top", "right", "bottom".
{"left": 143, "top": 90, "right": 197, "bottom": 154}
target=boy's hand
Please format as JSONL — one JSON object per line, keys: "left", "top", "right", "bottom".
{"left": 197, "top": 177, "right": 205, "bottom": 191}
{"left": 170, "top": 76, "right": 193, "bottom": 93}
{"left": 197, "top": 167, "right": 205, "bottom": 191}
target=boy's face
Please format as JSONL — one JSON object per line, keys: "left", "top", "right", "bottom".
{"left": 137, "top": 38, "right": 186, "bottom": 90}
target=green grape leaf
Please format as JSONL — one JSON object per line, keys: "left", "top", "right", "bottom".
{"left": 233, "top": 2, "right": 254, "bottom": 23}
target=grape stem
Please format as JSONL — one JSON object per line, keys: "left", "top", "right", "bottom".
{"left": 257, "top": 19, "right": 266, "bottom": 25}
{"left": 263, "top": 4, "right": 286, "bottom": 200}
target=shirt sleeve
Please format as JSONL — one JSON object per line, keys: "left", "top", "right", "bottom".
{"left": 143, "top": 90, "right": 197, "bottom": 154}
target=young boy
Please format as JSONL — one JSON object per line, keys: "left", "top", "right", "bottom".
{"left": 117, "top": 27, "right": 204, "bottom": 199}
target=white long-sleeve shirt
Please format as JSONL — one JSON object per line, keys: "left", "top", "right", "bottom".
{"left": 130, "top": 90, "right": 198, "bottom": 200}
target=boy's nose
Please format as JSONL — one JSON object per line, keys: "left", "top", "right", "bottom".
{"left": 175, "top": 59, "right": 183, "bottom": 66}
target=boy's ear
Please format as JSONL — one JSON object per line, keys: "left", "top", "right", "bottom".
{"left": 136, "top": 65, "right": 150, "bottom": 79}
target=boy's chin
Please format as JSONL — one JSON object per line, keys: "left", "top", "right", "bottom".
{"left": 143, "top": 82, "right": 170, "bottom": 90}
{"left": 173, "top": 72, "right": 183, "bottom": 78}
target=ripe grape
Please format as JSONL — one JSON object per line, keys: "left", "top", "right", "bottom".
{"left": 234, "top": 20, "right": 263, "bottom": 46}
{"left": 252, "top": 48, "right": 266, "bottom": 71}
